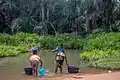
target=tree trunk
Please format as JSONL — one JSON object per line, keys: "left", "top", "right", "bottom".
{"left": 42, "top": 4, "right": 45, "bottom": 21}
{"left": 47, "top": 7, "right": 49, "bottom": 22}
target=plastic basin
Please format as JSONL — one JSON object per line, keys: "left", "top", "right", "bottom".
{"left": 24, "top": 68, "right": 33, "bottom": 75}
{"left": 39, "top": 68, "right": 46, "bottom": 75}
{"left": 68, "top": 65, "right": 79, "bottom": 73}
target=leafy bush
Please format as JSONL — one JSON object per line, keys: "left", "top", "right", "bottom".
{"left": 0, "top": 32, "right": 85, "bottom": 50}
{"left": 0, "top": 32, "right": 85, "bottom": 57}
{"left": 84, "top": 32, "right": 120, "bottom": 51}
{"left": 80, "top": 32, "right": 120, "bottom": 70}
{"left": 17, "top": 45, "right": 29, "bottom": 53}
{"left": 0, "top": 45, "right": 19, "bottom": 57}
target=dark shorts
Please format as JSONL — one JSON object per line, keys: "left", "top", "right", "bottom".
{"left": 31, "top": 61, "right": 39, "bottom": 71}
{"left": 56, "top": 60, "right": 64, "bottom": 67}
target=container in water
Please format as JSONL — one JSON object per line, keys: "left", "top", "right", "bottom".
{"left": 68, "top": 65, "right": 79, "bottom": 73}
{"left": 24, "top": 68, "right": 33, "bottom": 75}
{"left": 39, "top": 68, "right": 46, "bottom": 75}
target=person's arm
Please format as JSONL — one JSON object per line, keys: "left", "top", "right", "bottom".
{"left": 52, "top": 49, "right": 57, "bottom": 52}
{"left": 64, "top": 52, "right": 68, "bottom": 66}
{"left": 40, "top": 60, "right": 43, "bottom": 67}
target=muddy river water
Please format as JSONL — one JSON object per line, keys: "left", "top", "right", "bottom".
{"left": 0, "top": 50, "right": 108, "bottom": 80}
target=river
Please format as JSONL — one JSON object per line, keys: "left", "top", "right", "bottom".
{"left": 0, "top": 50, "right": 107, "bottom": 80}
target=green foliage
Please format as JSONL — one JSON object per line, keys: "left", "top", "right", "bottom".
{"left": 80, "top": 32, "right": 120, "bottom": 70}
{"left": 0, "top": 32, "right": 85, "bottom": 57}
{"left": 38, "top": 36, "right": 58, "bottom": 49}
{"left": 17, "top": 45, "right": 29, "bottom": 53}
{"left": 0, "top": 45, "right": 19, "bottom": 57}
{"left": 84, "top": 32, "right": 120, "bottom": 51}
{"left": 35, "top": 34, "right": 85, "bottom": 49}
{"left": 0, "top": 0, "right": 120, "bottom": 34}
{"left": 82, "top": 50, "right": 120, "bottom": 70}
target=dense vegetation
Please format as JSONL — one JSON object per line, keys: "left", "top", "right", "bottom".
{"left": 0, "top": 0, "right": 120, "bottom": 35}
{"left": 80, "top": 32, "right": 120, "bottom": 70}
{"left": 0, "top": 32, "right": 85, "bottom": 57}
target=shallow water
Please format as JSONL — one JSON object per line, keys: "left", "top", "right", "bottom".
{"left": 0, "top": 50, "right": 107, "bottom": 80}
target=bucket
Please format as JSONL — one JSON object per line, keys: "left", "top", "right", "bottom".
{"left": 68, "top": 65, "right": 79, "bottom": 73}
{"left": 39, "top": 68, "right": 47, "bottom": 75}
{"left": 24, "top": 68, "right": 33, "bottom": 75}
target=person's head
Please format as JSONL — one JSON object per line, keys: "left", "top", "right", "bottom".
{"left": 56, "top": 46, "right": 60, "bottom": 49}
{"left": 33, "top": 49, "right": 37, "bottom": 55}
{"left": 55, "top": 46, "right": 62, "bottom": 52}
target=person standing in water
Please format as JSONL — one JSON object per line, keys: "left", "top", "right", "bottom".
{"left": 52, "top": 46, "right": 68, "bottom": 74}
{"left": 29, "top": 49, "right": 43, "bottom": 76}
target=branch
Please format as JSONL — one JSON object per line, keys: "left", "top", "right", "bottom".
{"left": 47, "top": 21, "right": 57, "bottom": 36}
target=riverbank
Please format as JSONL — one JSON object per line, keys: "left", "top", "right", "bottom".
{"left": 47, "top": 71, "right": 120, "bottom": 80}
{"left": 80, "top": 32, "right": 120, "bottom": 70}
